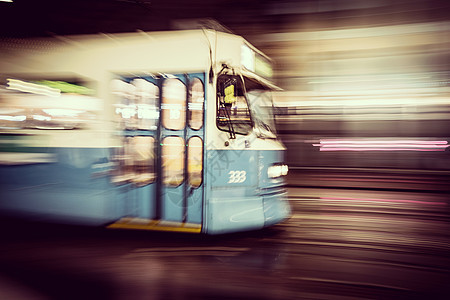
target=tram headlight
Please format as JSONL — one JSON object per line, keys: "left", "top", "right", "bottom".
{"left": 268, "top": 164, "right": 288, "bottom": 178}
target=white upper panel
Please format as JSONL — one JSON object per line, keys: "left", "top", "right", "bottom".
{"left": 0, "top": 30, "right": 273, "bottom": 79}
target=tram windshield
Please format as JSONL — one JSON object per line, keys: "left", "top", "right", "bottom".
{"left": 247, "top": 89, "right": 277, "bottom": 139}
{"left": 217, "top": 74, "right": 278, "bottom": 138}
{"left": 217, "top": 75, "right": 253, "bottom": 136}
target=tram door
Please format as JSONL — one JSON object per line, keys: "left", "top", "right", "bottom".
{"left": 111, "top": 74, "right": 205, "bottom": 227}
{"left": 160, "top": 75, "right": 204, "bottom": 224}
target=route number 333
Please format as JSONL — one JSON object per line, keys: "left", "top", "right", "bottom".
{"left": 228, "top": 170, "right": 247, "bottom": 183}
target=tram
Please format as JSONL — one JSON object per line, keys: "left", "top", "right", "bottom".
{"left": 0, "top": 29, "right": 290, "bottom": 234}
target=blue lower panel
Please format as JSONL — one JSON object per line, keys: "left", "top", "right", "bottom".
{"left": 206, "top": 196, "right": 265, "bottom": 234}
{"left": 162, "top": 185, "right": 184, "bottom": 222}
{"left": 187, "top": 187, "right": 202, "bottom": 224}
{"left": 0, "top": 147, "right": 118, "bottom": 226}
{"left": 0, "top": 181, "right": 116, "bottom": 226}
{"left": 263, "top": 192, "right": 291, "bottom": 226}
{"left": 137, "top": 185, "right": 154, "bottom": 220}
{"left": 116, "top": 183, "right": 155, "bottom": 220}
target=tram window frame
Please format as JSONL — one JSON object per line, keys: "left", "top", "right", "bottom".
{"left": 187, "top": 136, "right": 203, "bottom": 188}
{"left": 161, "top": 136, "right": 185, "bottom": 187}
{"left": 162, "top": 78, "right": 186, "bottom": 131}
{"left": 188, "top": 78, "right": 204, "bottom": 131}
{"left": 216, "top": 75, "right": 253, "bottom": 136}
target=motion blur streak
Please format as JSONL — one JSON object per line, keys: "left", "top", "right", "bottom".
{"left": 269, "top": 8, "right": 450, "bottom": 170}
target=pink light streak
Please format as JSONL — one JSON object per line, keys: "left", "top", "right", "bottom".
{"left": 313, "top": 139, "right": 450, "bottom": 152}
{"left": 320, "top": 196, "right": 447, "bottom": 206}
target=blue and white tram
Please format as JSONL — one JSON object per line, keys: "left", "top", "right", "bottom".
{"left": 0, "top": 30, "right": 290, "bottom": 234}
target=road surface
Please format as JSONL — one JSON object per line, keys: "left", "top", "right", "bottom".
{"left": 0, "top": 183, "right": 449, "bottom": 299}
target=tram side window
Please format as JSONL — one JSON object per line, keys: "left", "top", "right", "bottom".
{"left": 111, "top": 136, "right": 134, "bottom": 185}
{"left": 188, "top": 78, "right": 204, "bottom": 130}
{"left": 188, "top": 136, "right": 203, "bottom": 188}
{"left": 111, "top": 136, "right": 155, "bottom": 186}
{"left": 216, "top": 75, "right": 252, "bottom": 135}
{"left": 1, "top": 79, "right": 97, "bottom": 130}
{"left": 132, "top": 136, "right": 155, "bottom": 186}
{"left": 111, "top": 79, "right": 137, "bottom": 129}
{"left": 162, "top": 79, "right": 186, "bottom": 131}
{"left": 162, "top": 136, "right": 185, "bottom": 187}
{"left": 112, "top": 78, "right": 159, "bottom": 131}
{"left": 132, "top": 79, "right": 159, "bottom": 130}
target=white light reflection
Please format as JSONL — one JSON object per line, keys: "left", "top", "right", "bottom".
{"left": 32, "top": 115, "right": 51, "bottom": 121}
{"left": 0, "top": 115, "right": 26, "bottom": 122}
{"left": 115, "top": 106, "right": 136, "bottom": 119}
{"left": 43, "top": 108, "right": 85, "bottom": 117}
{"left": 7, "top": 79, "right": 61, "bottom": 97}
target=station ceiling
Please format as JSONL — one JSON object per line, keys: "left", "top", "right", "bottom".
{"left": 0, "top": 0, "right": 276, "bottom": 37}
{"left": 1, "top": 0, "right": 448, "bottom": 92}
{"left": 1, "top": 0, "right": 447, "bottom": 38}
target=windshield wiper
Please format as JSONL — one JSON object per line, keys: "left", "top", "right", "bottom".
{"left": 218, "top": 98, "right": 236, "bottom": 139}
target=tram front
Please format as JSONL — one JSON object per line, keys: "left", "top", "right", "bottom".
{"left": 204, "top": 40, "right": 291, "bottom": 234}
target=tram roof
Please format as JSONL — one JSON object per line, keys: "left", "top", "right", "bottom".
{"left": 0, "top": 29, "right": 275, "bottom": 86}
